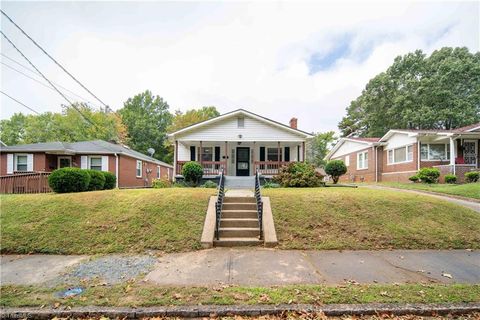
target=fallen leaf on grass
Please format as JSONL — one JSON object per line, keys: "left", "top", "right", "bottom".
{"left": 258, "top": 293, "right": 270, "bottom": 302}
{"left": 442, "top": 272, "right": 453, "bottom": 279}
{"left": 172, "top": 293, "right": 183, "bottom": 299}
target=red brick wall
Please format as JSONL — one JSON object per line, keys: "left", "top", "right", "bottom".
{"left": 379, "top": 144, "right": 418, "bottom": 183}
{"left": 332, "top": 146, "right": 376, "bottom": 183}
{"left": 0, "top": 152, "right": 48, "bottom": 175}
{"left": 117, "top": 155, "right": 172, "bottom": 188}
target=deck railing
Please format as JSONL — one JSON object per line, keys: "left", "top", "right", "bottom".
{"left": 0, "top": 172, "right": 52, "bottom": 194}
{"left": 253, "top": 161, "right": 291, "bottom": 175}
{"left": 176, "top": 161, "right": 226, "bottom": 176}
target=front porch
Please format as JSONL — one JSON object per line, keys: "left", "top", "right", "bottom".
{"left": 174, "top": 141, "right": 306, "bottom": 177}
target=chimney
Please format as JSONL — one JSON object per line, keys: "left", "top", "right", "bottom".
{"left": 289, "top": 117, "right": 298, "bottom": 129}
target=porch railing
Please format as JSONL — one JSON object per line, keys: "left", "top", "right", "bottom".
{"left": 255, "top": 170, "right": 263, "bottom": 240}
{"left": 253, "top": 161, "right": 291, "bottom": 175}
{"left": 0, "top": 172, "right": 52, "bottom": 194}
{"left": 176, "top": 161, "right": 226, "bottom": 176}
{"left": 214, "top": 169, "right": 225, "bottom": 240}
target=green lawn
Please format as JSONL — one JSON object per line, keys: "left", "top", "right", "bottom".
{"left": 0, "top": 189, "right": 214, "bottom": 254}
{"left": 1, "top": 283, "right": 479, "bottom": 307}
{"left": 378, "top": 182, "right": 480, "bottom": 200}
{"left": 1, "top": 187, "right": 479, "bottom": 254}
{"left": 264, "top": 188, "right": 480, "bottom": 250}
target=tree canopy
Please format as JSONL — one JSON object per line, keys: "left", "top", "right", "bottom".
{"left": 338, "top": 47, "right": 480, "bottom": 137}
{"left": 167, "top": 106, "right": 220, "bottom": 133}
{"left": 306, "top": 131, "right": 337, "bottom": 167}
{"left": 118, "top": 90, "right": 173, "bottom": 162}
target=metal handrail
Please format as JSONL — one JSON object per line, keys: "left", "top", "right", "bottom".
{"left": 255, "top": 169, "right": 264, "bottom": 240}
{"left": 214, "top": 168, "right": 225, "bottom": 240}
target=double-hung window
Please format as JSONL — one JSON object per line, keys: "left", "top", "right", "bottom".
{"left": 156, "top": 166, "right": 161, "bottom": 179}
{"left": 136, "top": 160, "right": 142, "bottom": 177}
{"left": 15, "top": 154, "right": 28, "bottom": 171}
{"left": 89, "top": 157, "right": 102, "bottom": 171}
{"left": 387, "top": 145, "right": 413, "bottom": 164}
{"left": 357, "top": 151, "right": 368, "bottom": 170}
{"left": 344, "top": 155, "right": 350, "bottom": 167}
{"left": 420, "top": 144, "right": 450, "bottom": 161}
{"left": 201, "top": 147, "right": 213, "bottom": 162}
{"left": 267, "top": 148, "right": 282, "bottom": 162}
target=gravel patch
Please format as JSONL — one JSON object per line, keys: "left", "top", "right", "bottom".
{"left": 63, "top": 255, "right": 157, "bottom": 284}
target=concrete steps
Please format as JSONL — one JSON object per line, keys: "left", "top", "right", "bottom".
{"left": 215, "top": 196, "right": 261, "bottom": 247}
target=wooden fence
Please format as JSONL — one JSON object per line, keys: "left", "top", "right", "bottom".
{"left": 0, "top": 172, "right": 52, "bottom": 194}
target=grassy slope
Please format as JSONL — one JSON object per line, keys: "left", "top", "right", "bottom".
{"left": 379, "top": 182, "right": 480, "bottom": 200}
{"left": 0, "top": 189, "right": 214, "bottom": 254}
{"left": 1, "top": 283, "right": 479, "bottom": 307}
{"left": 264, "top": 188, "right": 480, "bottom": 250}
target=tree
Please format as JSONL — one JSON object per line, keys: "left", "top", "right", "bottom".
{"left": 324, "top": 160, "right": 347, "bottom": 184}
{"left": 167, "top": 106, "right": 220, "bottom": 133}
{"left": 339, "top": 47, "right": 480, "bottom": 137}
{"left": 118, "top": 90, "right": 173, "bottom": 162}
{"left": 0, "top": 104, "right": 126, "bottom": 145}
{"left": 306, "top": 131, "right": 337, "bottom": 167}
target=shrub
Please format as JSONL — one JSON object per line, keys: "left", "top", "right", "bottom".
{"left": 181, "top": 161, "right": 203, "bottom": 186}
{"left": 85, "top": 169, "right": 106, "bottom": 191}
{"left": 417, "top": 167, "right": 440, "bottom": 184}
{"left": 273, "top": 162, "right": 323, "bottom": 187}
{"left": 102, "top": 172, "right": 116, "bottom": 189}
{"left": 262, "top": 181, "right": 280, "bottom": 188}
{"left": 48, "top": 167, "right": 91, "bottom": 193}
{"left": 324, "top": 160, "right": 347, "bottom": 184}
{"left": 409, "top": 175, "right": 420, "bottom": 183}
{"left": 444, "top": 174, "right": 457, "bottom": 184}
{"left": 173, "top": 181, "right": 188, "bottom": 188}
{"left": 465, "top": 171, "right": 480, "bottom": 183}
{"left": 152, "top": 179, "right": 171, "bottom": 188}
{"left": 201, "top": 180, "right": 218, "bottom": 188}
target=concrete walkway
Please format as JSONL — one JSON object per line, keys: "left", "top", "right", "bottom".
{"left": 2, "top": 249, "right": 479, "bottom": 286}
{"left": 364, "top": 185, "right": 480, "bottom": 213}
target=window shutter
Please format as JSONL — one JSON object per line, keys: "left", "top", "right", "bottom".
{"left": 284, "top": 147, "right": 290, "bottom": 162}
{"left": 6, "top": 154, "right": 13, "bottom": 174}
{"left": 259, "top": 147, "right": 265, "bottom": 161}
{"left": 214, "top": 146, "right": 220, "bottom": 162}
{"left": 101, "top": 156, "right": 109, "bottom": 171}
{"left": 190, "top": 146, "right": 196, "bottom": 161}
{"left": 27, "top": 154, "right": 34, "bottom": 171}
{"left": 81, "top": 156, "right": 88, "bottom": 169}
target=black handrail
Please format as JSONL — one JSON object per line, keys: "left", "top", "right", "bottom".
{"left": 214, "top": 168, "right": 225, "bottom": 240}
{"left": 255, "top": 170, "right": 264, "bottom": 240}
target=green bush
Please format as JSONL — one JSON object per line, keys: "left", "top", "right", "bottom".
{"left": 262, "top": 181, "right": 280, "bottom": 188}
{"left": 152, "top": 179, "right": 171, "bottom": 188}
{"left": 48, "top": 167, "right": 91, "bottom": 193}
{"left": 409, "top": 175, "right": 420, "bottom": 183}
{"left": 181, "top": 161, "right": 203, "bottom": 186}
{"left": 201, "top": 180, "right": 218, "bottom": 188}
{"left": 102, "top": 171, "right": 116, "bottom": 189}
{"left": 444, "top": 174, "right": 457, "bottom": 184}
{"left": 85, "top": 169, "right": 106, "bottom": 191}
{"left": 273, "top": 162, "right": 323, "bottom": 187}
{"left": 324, "top": 160, "right": 347, "bottom": 184}
{"left": 465, "top": 171, "right": 479, "bottom": 183}
{"left": 417, "top": 167, "right": 440, "bottom": 184}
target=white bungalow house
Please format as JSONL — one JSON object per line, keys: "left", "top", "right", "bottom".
{"left": 168, "top": 109, "right": 314, "bottom": 178}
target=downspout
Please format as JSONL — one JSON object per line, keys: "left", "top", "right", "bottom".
{"left": 115, "top": 153, "right": 119, "bottom": 188}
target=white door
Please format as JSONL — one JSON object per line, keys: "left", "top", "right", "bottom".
{"left": 464, "top": 140, "right": 477, "bottom": 165}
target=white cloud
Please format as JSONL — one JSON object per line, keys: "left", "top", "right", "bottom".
{"left": 1, "top": 1, "right": 478, "bottom": 134}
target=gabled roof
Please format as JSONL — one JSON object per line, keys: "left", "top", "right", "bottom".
{"left": 325, "top": 137, "right": 381, "bottom": 160}
{"left": 0, "top": 140, "right": 173, "bottom": 168}
{"left": 379, "top": 123, "right": 480, "bottom": 141}
{"left": 167, "top": 108, "right": 314, "bottom": 138}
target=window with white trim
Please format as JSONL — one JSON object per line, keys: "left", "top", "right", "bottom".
{"left": 420, "top": 143, "right": 450, "bottom": 161}
{"left": 15, "top": 154, "right": 28, "bottom": 171}
{"left": 89, "top": 157, "right": 102, "bottom": 171}
{"left": 387, "top": 145, "right": 413, "bottom": 164}
{"left": 345, "top": 155, "right": 350, "bottom": 167}
{"left": 357, "top": 151, "right": 368, "bottom": 170}
{"left": 237, "top": 117, "right": 244, "bottom": 128}
{"left": 136, "top": 160, "right": 142, "bottom": 177}
{"left": 156, "top": 166, "right": 160, "bottom": 179}
{"left": 267, "top": 148, "right": 282, "bottom": 162}
{"left": 201, "top": 147, "right": 213, "bottom": 162}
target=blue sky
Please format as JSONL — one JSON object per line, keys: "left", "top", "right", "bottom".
{"left": 1, "top": 1, "right": 478, "bottom": 133}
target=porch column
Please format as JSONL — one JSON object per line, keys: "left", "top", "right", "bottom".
{"left": 199, "top": 141, "right": 203, "bottom": 166}
{"left": 302, "top": 141, "right": 306, "bottom": 162}
{"left": 224, "top": 141, "right": 228, "bottom": 174}
{"left": 174, "top": 140, "right": 178, "bottom": 177}
{"left": 450, "top": 137, "right": 456, "bottom": 175}
{"left": 252, "top": 142, "right": 255, "bottom": 174}
{"left": 277, "top": 141, "right": 281, "bottom": 166}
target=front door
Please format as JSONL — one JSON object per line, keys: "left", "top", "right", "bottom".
{"left": 58, "top": 156, "right": 72, "bottom": 168}
{"left": 464, "top": 140, "right": 478, "bottom": 165}
{"left": 236, "top": 147, "right": 250, "bottom": 176}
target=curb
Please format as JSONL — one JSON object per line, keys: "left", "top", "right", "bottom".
{"left": 2, "top": 303, "right": 480, "bottom": 319}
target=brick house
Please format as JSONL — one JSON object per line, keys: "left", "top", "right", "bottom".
{"left": 0, "top": 140, "right": 173, "bottom": 189}
{"left": 326, "top": 123, "right": 480, "bottom": 183}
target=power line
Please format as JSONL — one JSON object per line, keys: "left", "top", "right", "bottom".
{"left": 1, "top": 60, "right": 99, "bottom": 106}
{"left": 0, "top": 30, "right": 101, "bottom": 130}
{"left": 1, "top": 90, "right": 40, "bottom": 115}
{"left": 1, "top": 9, "right": 111, "bottom": 111}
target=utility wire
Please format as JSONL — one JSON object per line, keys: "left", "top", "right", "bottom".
{"left": 1, "top": 90, "right": 40, "bottom": 114}
{"left": 1, "top": 10, "right": 111, "bottom": 111}
{"left": 1, "top": 60, "right": 99, "bottom": 106}
{"left": 0, "top": 30, "right": 101, "bottom": 129}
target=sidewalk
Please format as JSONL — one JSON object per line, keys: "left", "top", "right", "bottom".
{"left": 2, "top": 249, "right": 479, "bottom": 286}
